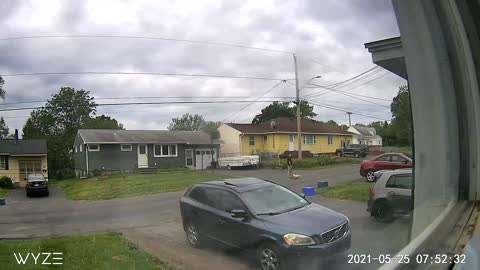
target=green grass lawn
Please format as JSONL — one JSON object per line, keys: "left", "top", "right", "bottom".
{"left": 317, "top": 181, "right": 372, "bottom": 202}
{"left": 54, "top": 169, "right": 228, "bottom": 200}
{"left": 0, "top": 233, "right": 173, "bottom": 270}
{"left": 0, "top": 188, "right": 9, "bottom": 198}
{"left": 260, "top": 156, "right": 361, "bottom": 170}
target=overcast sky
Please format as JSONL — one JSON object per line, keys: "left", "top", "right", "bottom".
{"left": 0, "top": 0, "right": 405, "bottom": 132}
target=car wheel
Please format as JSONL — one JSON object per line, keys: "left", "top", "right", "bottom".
{"left": 336, "top": 151, "right": 342, "bottom": 157}
{"left": 365, "top": 170, "right": 376, "bottom": 182}
{"left": 45, "top": 190, "right": 50, "bottom": 197}
{"left": 226, "top": 165, "right": 231, "bottom": 170}
{"left": 354, "top": 152, "right": 360, "bottom": 158}
{"left": 372, "top": 200, "right": 393, "bottom": 222}
{"left": 185, "top": 223, "right": 202, "bottom": 248}
{"left": 257, "top": 243, "right": 283, "bottom": 270}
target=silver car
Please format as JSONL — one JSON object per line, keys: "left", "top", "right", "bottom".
{"left": 366, "top": 169, "right": 413, "bottom": 222}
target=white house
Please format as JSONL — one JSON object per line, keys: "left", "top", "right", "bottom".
{"left": 347, "top": 125, "right": 382, "bottom": 146}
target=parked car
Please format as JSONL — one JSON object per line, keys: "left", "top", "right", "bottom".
{"left": 360, "top": 153, "right": 413, "bottom": 182}
{"left": 335, "top": 144, "right": 368, "bottom": 158}
{"left": 367, "top": 169, "right": 413, "bottom": 222}
{"left": 180, "top": 177, "right": 351, "bottom": 270}
{"left": 26, "top": 174, "right": 49, "bottom": 197}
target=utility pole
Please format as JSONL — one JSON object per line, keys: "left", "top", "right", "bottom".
{"left": 293, "top": 53, "right": 302, "bottom": 159}
{"left": 347, "top": 112, "right": 352, "bottom": 127}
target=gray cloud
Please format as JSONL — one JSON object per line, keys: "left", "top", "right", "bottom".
{"left": 0, "top": 0, "right": 404, "bottom": 132}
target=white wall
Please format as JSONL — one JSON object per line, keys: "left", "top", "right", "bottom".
{"left": 217, "top": 124, "right": 242, "bottom": 157}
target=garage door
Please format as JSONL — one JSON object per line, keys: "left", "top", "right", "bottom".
{"left": 195, "top": 149, "right": 216, "bottom": 170}
{"left": 19, "top": 161, "right": 42, "bottom": 180}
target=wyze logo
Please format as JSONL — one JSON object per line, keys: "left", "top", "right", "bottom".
{"left": 13, "top": 252, "right": 63, "bottom": 265}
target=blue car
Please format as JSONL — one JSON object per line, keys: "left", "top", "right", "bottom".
{"left": 180, "top": 177, "right": 351, "bottom": 270}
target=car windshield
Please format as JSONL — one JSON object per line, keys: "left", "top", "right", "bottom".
{"left": 27, "top": 175, "right": 44, "bottom": 181}
{"left": 240, "top": 185, "right": 309, "bottom": 215}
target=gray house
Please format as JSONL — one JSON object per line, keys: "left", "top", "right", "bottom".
{"left": 73, "top": 129, "right": 219, "bottom": 177}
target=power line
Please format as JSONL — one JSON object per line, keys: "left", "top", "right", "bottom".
{"left": 0, "top": 35, "right": 293, "bottom": 54}
{"left": 305, "top": 72, "right": 390, "bottom": 99}
{"left": 0, "top": 96, "right": 295, "bottom": 107}
{"left": 309, "top": 101, "right": 389, "bottom": 121}
{"left": 0, "top": 100, "right": 286, "bottom": 112}
{"left": 0, "top": 71, "right": 293, "bottom": 81}
{"left": 312, "top": 101, "right": 391, "bottom": 116}
{"left": 221, "top": 80, "right": 287, "bottom": 122}
{"left": 319, "top": 66, "right": 380, "bottom": 89}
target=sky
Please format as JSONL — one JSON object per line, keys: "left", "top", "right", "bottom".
{"left": 0, "top": 0, "right": 405, "bottom": 132}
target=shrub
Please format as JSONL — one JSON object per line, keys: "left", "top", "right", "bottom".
{"left": 0, "top": 176, "right": 14, "bottom": 189}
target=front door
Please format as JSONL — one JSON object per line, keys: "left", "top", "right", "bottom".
{"left": 137, "top": 144, "right": 148, "bottom": 168}
{"left": 185, "top": 149, "right": 194, "bottom": 169}
{"left": 288, "top": 135, "right": 295, "bottom": 151}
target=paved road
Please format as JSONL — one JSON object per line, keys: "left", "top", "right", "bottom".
{"left": 0, "top": 165, "right": 410, "bottom": 270}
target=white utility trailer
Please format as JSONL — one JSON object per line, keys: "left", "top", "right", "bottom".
{"left": 218, "top": 155, "right": 259, "bottom": 170}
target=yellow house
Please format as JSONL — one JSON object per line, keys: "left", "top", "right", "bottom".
{"left": 0, "top": 139, "right": 48, "bottom": 187}
{"left": 218, "top": 117, "right": 353, "bottom": 156}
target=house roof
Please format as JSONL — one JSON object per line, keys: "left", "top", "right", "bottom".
{"left": 226, "top": 117, "right": 352, "bottom": 135}
{"left": 77, "top": 129, "right": 214, "bottom": 144}
{"left": 352, "top": 125, "right": 376, "bottom": 136}
{"left": 0, "top": 139, "right": 47, "bottom": 155}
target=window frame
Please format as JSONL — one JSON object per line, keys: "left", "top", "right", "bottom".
{"left": 376, "top": 154, "right": 391, "bottom": 162}
{"left": 154, "top": 144, "right": 178, "bottom": 157}
{"left": 0, "top": 155, "right": 8, "bottom": 170}
{"left": 386, "top": 174, "right": 413, "bottom": 189}
{"left": 263, "top": 135, "right": 268, "bottom": 145}
{"left": 249, "top": 135, "right": 255, "bottom": 146}
{"left": 120, "top": 144, "right": 133, "bottom": 152}
{"left": 391, "top": 154, "right": 407, "bottom": 163}
{"left": 80, "top": 145, "right": 83, "bottom": 152}
{"left": 327, "top": 135, "right": 333, "bottom": 145}
{"left": 303, "top": 135, "right": 316, "bottom": 145}
{"left": 88, "top": 144, "right": 100, "bottom": 152}
{"left": 205, "top": 188, "right": 248, "bottom": 212}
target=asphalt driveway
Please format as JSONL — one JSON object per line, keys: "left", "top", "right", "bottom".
{"left": 0, "top": 165, "right": 410, "bottom": 270}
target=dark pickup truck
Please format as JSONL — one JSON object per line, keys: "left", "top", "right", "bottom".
{"left": 336, "top": 144, "right": 369, "bottom": 158}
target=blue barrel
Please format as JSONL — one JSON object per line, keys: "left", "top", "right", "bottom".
{"left": 302, "top": 186, "right": 316, "bottom": 196}
{"left": 0, "top": 198, "right": 6, "bottom": 206}
{"left": 317, "top": 181, "right": 329, "bottom": 188}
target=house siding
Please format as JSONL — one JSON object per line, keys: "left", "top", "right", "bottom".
{"left": 0, "top": 155, "right": 48, "bottom": 187}
{"left": 73, "top": 136, "right": 87, "bottom": 172}
{"left": 87, "top": 144, "right": 138, "bottom": 172}
{"left": 147, "top": 144, "right": 186, "bottom": 169}
{"left": 218, "top": 124, "right": 242, "bottom": 157}
{"left": 240, "top": 133, "right": 352, "bottom": 154}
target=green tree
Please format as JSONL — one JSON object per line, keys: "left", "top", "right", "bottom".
{"left": 0, "top": 76, "right": 5, "bottom": 100}
{"left": 251, "top": 100, "right": 317, "bottom": 124}
{"left": 390, "top": 85, "right": 413, "bottom": 146}
{"left": 200, "top": 121, "right": 221, "bottom": 140}
{"left": 84, "top": 115, "right": 124, "bottom": 129}
{"left": 325, "top": 120, "right": 339, "bottom": 127}
{"left": 168, "top": 113, "right": 205, "bottom": 131}
{"left": 22, "top": 87, "right": 97, "bottom": 177}
{"left": 0, "top": 117, "right": 9, "bottom": 138}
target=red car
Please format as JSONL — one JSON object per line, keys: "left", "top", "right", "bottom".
{"left": 360, "top": 153, "right": 413, "bottom": 182}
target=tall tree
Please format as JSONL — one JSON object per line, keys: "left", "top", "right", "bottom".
{"left": 168, "top": 113, "right": 205, "bottom": 131}
{"left": 84, "top": 115, "right": 125, "bottom": 129}
{"left": 251, "top": 101, "right": 317, "bottom": 124}
{"left": 325, "top": 120, "right": 339, "bottom": 127}
{"left": 390, "top": 85, "right": 413, "bottom": 146}
{"left": 0, "top": 76, "right": 5, "bottom": 100}
{"left": 22, "top": 87, "right": 97, "bottom": 177}
{"left": 200, "top": 121, "right": 221, "bottom": 140}
{"left": 0, "top": 117, "right": 9, "bottom": 138}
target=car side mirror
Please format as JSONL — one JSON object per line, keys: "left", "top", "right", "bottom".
{"left": 230, "top": 209, "right": 248, "bottom": 219}
{"left": 403, "top": 160, "right": 409, "bottom": 164}
{"left": 300, "top": 193, "right": 306, "bottom": 199}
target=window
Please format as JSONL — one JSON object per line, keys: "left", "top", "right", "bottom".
{"left": 263, "top": 135, "right": 268, "bottom": 144}
{"left": 328, "top": 135, "right": 333, "bottom": 145}
{"left": 240, "top": 185, "right": 309, "bottom": 215}
{"left": 303, "top": 135, "right": 316, "bottom": 145}
{"left": 205, "top": 188, "right": 245, "bottom": 212}
{"left": 74, "top": 146, "right": 78, "bottom": 153}
{"left": 376, "top": 155, "right": 391, "bottom": 162}
{"left": 80, "top": 145, "right": 83, "bottom": 152}
{"left": 88, "top": 144, "right": 100, "bottom": 151}
{"left": 154, "top": 144, "right": 178, "bottom": 157}
{"left": 121, "top": 144, "right": 132, "bottom": 152}
{"left": 391, "top": 155, "right": 407, "bottom": 163}
{"left": 386, "top": 175, "right": 413, "bottom": 189}
{"left": 189, "top": 187, "right": 208, "bottom": 204}
{"left": 0, "top": 156, "right": 9, "bottom": 170}
{"left": 139, "top": 145, "right": 146, "bottom": 154}
{"left": 249, "top": 135, "right": 255, "bottom": 146}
